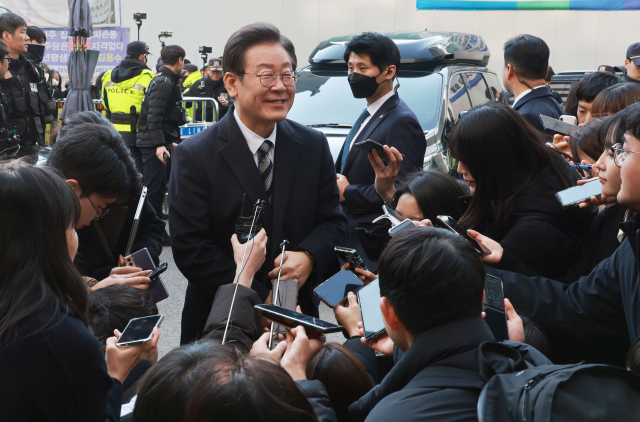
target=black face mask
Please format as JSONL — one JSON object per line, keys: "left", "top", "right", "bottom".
{"left": 348, "top": 67, "right": 387, "bottom": 99}
{"left": 27, "top": 43, "right": 45, "bottom": 63}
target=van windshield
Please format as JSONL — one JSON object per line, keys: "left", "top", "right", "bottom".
{"left": 288, "top": 69, "right": 443, "bottom": 131}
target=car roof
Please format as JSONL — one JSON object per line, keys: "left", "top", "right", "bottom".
{"left": 309, "top": 30, "right": 491, "bottom": 71}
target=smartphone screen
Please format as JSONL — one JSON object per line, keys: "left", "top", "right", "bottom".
{"left": 483, "top": 275, "right": 508, "bottom": 342}
{"left": 436, "top": 215, "right": 488, "bottom": 254}
{"left": 357, "top": 279, "right": 385, "bottom": 340}
{"left": 255, "top": 304, "right": 343, "bottom": 333}
{"left": 556, "top": 180, "right": 602, "bottom": 207}
{"left": 314, "top": 270, "right": 364, "bottom": 307}
{"left": 117, "top": 315, "right": 163, "bottom": 345}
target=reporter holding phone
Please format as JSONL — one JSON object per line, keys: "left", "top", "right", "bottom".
{"left": 335, "top": 32, "right": 426, "bottom": 269}
{"left": 0, "top": 165, "right": 158, "bottom": 421}
{"left": 450, "top": 101, "right": 593, "bottom": 279}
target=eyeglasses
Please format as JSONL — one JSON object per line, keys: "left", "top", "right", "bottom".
{"left": 1, "top": 56, "right": 12, "bottom": 64}
{"left": 240, "top": 70, "right": 297, "bottom": 88}
{"left": 87, "top": 195, "right": 110, "bottom": 220}
{"left": 612, "top": 144, "right": 640, "bottom": 166}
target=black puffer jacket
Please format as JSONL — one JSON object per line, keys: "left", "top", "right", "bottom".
{"left": 476, "top": 160, "right": 594, "bottom": 279}
{"left": 136, "top": 65, "right": 187, "bottom": 148}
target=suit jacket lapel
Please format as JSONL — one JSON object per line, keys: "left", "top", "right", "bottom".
{"left": 271, "top": 120, "right": 301, "bottom": 256}
{"left": 219, "top": 110, "right": 268, "bottom": 206}
{"left": 343, "top": 93, "right": 399, "bottom": 175}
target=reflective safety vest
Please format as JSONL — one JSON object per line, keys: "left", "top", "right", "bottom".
{"left": 102, "top": 68, "right": 154, "bottom": 132}
{"left": 182, "top": 71, "right": 203, "bottom": 121}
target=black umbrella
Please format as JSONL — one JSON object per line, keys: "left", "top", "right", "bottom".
{"left": 60, "top": 0, "right": 98, "bottom": 119}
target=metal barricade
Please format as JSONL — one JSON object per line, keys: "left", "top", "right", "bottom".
{"left": 180, "top": 97, "right": 220, "bottom": 140}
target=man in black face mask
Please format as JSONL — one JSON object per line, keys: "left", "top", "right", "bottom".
{"left": 335, "top": 32, "right": 425, "bottom": 268}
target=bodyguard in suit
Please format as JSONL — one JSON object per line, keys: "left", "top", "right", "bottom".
{"left": 335, "top": 33, "right": 426, "bottom": 268}
{"left": 503, "top": 35, "right": 564, "bottom": 133}
{"left": 169, "top": 23, "right": 348, "bottom": 345}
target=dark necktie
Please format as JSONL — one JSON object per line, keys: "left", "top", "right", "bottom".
{"left": 340, "top": 108, "right": 370, "bottom": 172}
{"left": 258, "top": 140, "right": 273, "bottom": 202}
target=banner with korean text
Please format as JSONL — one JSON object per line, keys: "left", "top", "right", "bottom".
{"left": 5, "top": 0, "right": 121, "bottom": 28}
{"left": 417, "top": 0, "right": 640, "bottom": 10}
{"left": 43, "top": 27, "right": 130, "bottom": 86}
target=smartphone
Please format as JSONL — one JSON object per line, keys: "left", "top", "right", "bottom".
{"left": 335, "top": 247, "right": 369, "bottom": 272}
{"left": 314, "top": 269, "right": 365, "bottom": 308}
{"left": 540, "top": 115, "right": 580, "bottom": 137}
{"left": 560, "top": 115, "right": 578, "bottom": 126}
{"left": 357, "top": 278, "right": 386, "bottom": 341}
{"left": 272, "top": 279, "right": 299, "bottom": 341}
{"left": 116, "top": 315, "right": 164, "bottom": 346}
{"left": 435, "top": 215, "right": 491, "bottom": 255}
{"left": 556, "top": 180, "right": 602, "bottom": 208}
{"left": 254, "top": 304, "right": 343, "bottom": 334}
{"left": 124, "top": 248, "right": 169, "bottom": 303}
{"left": 147, "top": 262, "right": 168, "bottom": 288}
{"left": 373, "top": 204, "right": 403, "bottom": 227}
{"left": 483, "top": 275, "right": 509, "bottom": 342}
{"left": 353, "top": 139, "right": 389, "bottom": 165}
{"left": 388, "top": 219, "right": 415, "bottom": 237}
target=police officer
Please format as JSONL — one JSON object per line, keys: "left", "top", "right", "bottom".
{"left": 622, "top": 42, "right": 640, "bottom": 83}
{"left": 0, "top": 40, "right": 15, "bottom": 157}
{"left": 181, "top": 63, "right": 201, "bottom": 121}
{"left": 0, "top": 14, "right": 54, "bottom": 161}
{"left": 101, "top": 41, "right": 154, "bottom": 170}
{"left": 183, "top": 57, "right": 231, "bottom": 121}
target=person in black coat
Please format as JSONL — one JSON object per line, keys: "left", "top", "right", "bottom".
{"left": 137, "top": 46, "right": 187, "bottom": 225}
{"left": 170, "top": 23, "right": 348, "bottom": 345}
{"left": 503, "top": 35, "right": 564, "bottom": 133}
{"left": 338, "top": 228, "right": 549, "bottom": 422}
{"left": 0, "top": 165, "right": 157, "bottom": 422}
{"left": 183, "top": 57, "right": 232, "bottom": 121}
{"left": 335, "top": 33, "right": 426, "bottom": 269}
{"left": 75, "top": 197, "right": 165, "bottom": 280}
{"left": 450, "top": 101, "right": 593, "bottom": 279}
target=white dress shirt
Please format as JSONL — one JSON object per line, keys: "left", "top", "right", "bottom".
{"left": 349, "top": 89, "right": 396, "bottom": 151}
{"left": 234, "top": 109, "right": 277, "bottom": 166}
{"left": 512, "top": 85, "right": 546, "bottom": 109}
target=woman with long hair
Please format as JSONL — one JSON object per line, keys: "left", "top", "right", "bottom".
{"left": 449, "top": 101, "right": 593, "bottom": 278}
{"left": 0, "top": 164, "right": 158, "bottom": 421}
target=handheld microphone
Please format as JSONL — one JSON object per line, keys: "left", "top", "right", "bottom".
{"left": 222, "top": 199, "right": 266, "bottom": 345}
{"left": 268, "top": 240, "right": 289, "bottom": 349}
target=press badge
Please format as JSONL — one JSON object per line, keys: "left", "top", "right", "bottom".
{"left": 30, "top": 83, "right": 38, "bottom": 92}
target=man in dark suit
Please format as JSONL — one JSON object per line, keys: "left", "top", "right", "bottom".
{"left": 503, "top": 35, "right": 564, "bottom": 133}
{"left": 335, "top": 33, "right": 426, "bottom": 268}
{"left": 169, "top": 23, "right": 348, "bottom": 345}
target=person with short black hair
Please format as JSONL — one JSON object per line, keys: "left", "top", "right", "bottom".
{"left": 503, "top": 34, "right": 564, "bottom": 132}
{"left": 0, "top": 13, "right": 55, "bottom": 160}
{"left": 575, "top": 71, "right": 620, "bottom": 124}
{"left": 26, "top": 26, "right": 46, "bottom": 44}
{"left": 345, "top": 228, "right": 530, "bottom": 422}
{"left": 137, "top": 44, "right": 186, "bottom": 243}
{"left": 335, "top": 32, "right": 426, "bottom": 269}
{"left": 171, "top": 23, "right": 348, "bottom": 344}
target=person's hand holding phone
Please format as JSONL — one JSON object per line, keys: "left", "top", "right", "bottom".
{"left": 504, "top": 299, "right": 525, "bottom": 343}
{"left": 576, "top": 177, "right": 616, "bottom": 208}
{"left": 91, "top": 269, "right": 152, "bottom": 291}
{"left": 110, "top": 265, "right": 144, "bottom": 276}
{"left": 250, "top": 332, "right": 288, "bottom": 364}
{"left": 231, "top": 229, "right": 267, "bottom": 288}
{"left": 357, "top": 322, "right": 394, "bottom": 356}
{"left": 268, "top": 251, "right": 313, "bottom": 289}
{"left": 467, "top": 230, "right": 503, "bottom": 265}
{"left": 105, "top": 327, "right": 160, "bottom": 383}
{"left": 341, "top": 263, "right": 377, "bottom": 283}
{"left": 552, "top": 134, "right": 571, "bottom": 157}
{"left": 280, "top": 326, "right": 325, "bottom": 381}
{"left": 156, "top": 146, "right": 170, "bottom": 164}
{"left": 334, "top": 292, "right": 362, "bottom": 337}
{"left": 370, "top": 146, "right": 403, "bottom": 204}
